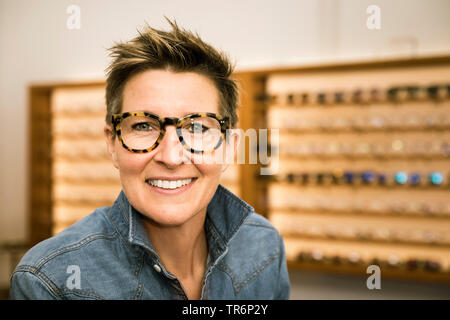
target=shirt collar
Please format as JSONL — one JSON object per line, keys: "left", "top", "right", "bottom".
{"left": 109, "top": 184, "right": 254, "bottom": 261}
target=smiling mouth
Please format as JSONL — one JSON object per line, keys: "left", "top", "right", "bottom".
{"left": 145, "top": 178, "right": 197, "bottom": 190}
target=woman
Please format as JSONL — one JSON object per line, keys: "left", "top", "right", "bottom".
{"left": 10, "top": 19, "right": 290, "bottom": 300}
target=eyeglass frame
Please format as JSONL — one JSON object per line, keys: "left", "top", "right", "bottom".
{"left": 111, "top": 111, "right": 231, "bottom": 154}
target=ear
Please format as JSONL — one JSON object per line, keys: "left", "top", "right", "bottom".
{"left": 104, "top": 124, "right": 119, "bottom": 169}
{"left": 221, "top": 128, "right": 241, "bottom": 173}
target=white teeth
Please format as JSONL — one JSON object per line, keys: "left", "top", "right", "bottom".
{"left": 147, "top": 178, "right": 193, "bottom": 189}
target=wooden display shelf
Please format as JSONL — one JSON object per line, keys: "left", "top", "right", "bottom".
{"left": 239, "top": 55, "right": 450, "bottom": 285}
{"left": 287, "top": 260, "right": 450, "bottom": 285}
{"left": 266, "top": 179, "right": 450, "bottom": 190}
{"left": 281, "top": 232, "right": 450, "bottom": 248}
{"left": 268, "top": 207, "right": 450, "bottom": 219}
{"left": 29, "top": 82, "right": 109, "bottom": 246}
{"left": 28, "top": 56, "right": 450, "bottom": 285}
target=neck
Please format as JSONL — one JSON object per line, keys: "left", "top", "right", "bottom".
{"left": 142, "top": 210, "right": 208, "bottom": 280}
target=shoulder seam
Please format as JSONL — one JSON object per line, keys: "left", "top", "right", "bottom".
{"left": 243, "top": 214, "right": 277, "bottom": 231}
{"left": 34, "top": 232, "right": 117, "bottom": 270}
{"left": 217, "top": 237, "right": 281, "bottom": 294}
{"left": 12, "top": 266, "right": 63, "bottom": 299}
{"left": 243, "top": 221, "right": 276, "bottom": 230}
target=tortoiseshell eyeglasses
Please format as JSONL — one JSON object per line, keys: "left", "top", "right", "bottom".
{"left": 112, "top": 111, "right": 230, "bottom": 154}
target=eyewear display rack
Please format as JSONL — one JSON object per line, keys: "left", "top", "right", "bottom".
{"left": 28, "top": 56, "right": 450, "bottom": 285}
{"left": 234, "top": 55, "right": 450, "bottom": 284}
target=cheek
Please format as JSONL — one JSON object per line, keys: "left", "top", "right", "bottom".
{"left": 116, "top": 148, "right": 150, "bottom": 179}
{"left": 195, "top": 163, "right": 223, "bottom": 182}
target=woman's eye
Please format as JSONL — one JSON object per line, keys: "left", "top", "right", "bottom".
{"left": 190, "top": 122, "right": 208, "bottom": 132}
{"left": 132, "top": 122, "right": 153, "bottom": 131}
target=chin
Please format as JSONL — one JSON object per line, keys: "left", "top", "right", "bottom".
{"left": 140, "top": 207, "right": 198, "bottom": 227}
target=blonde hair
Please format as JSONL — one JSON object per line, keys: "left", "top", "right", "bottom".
{"left": 105, "top": 18, "right": 239, "bottom": 131}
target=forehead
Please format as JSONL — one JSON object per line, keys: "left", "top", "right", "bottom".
{"left": 121, "top": 69, "right": 219, "bottom": 116}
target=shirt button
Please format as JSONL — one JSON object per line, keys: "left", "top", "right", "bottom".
{"left": 153, "top": 264, "right": 162, "bottom": 273}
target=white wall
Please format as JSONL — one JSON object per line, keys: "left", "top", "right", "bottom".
{"left": 1, "top": 0, "right": 450, "bottom": 242}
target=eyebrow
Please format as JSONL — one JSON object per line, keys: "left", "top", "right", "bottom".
{"left": 136, "top": 110, "right": 205, "bottom": 118}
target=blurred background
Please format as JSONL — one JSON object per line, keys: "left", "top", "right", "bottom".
{"left": 1, "top": 0, "right": 450, "bottom": 299}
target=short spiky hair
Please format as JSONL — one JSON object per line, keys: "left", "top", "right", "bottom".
{"left": 105, "top": 18, "right": 239, "bottom": 131}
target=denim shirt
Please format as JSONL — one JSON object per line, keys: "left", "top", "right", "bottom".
{"left": 10, "top": 184, "right": 290, "bottom": 300}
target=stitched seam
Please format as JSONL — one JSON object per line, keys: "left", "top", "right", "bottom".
{"left": 12, "top": 266, "right": 62, "bottom": 299}
{"left": 105, "top": 207, "right": 134, "bottom": 250}
{"left": 14, "top": 266, "right": 109, "bottom": 300}
{"left": 243, "top": 221, "right": 276, "bottom": 229}
{"left": 218, "top": 184, "right": 254, "bottom": 212}
{"left": 227, "top": 211, "right": 250, "bottom": 245}
{"left": 211, "top": 200, "right": 250, "bottom": 246}
{"left": 34, "top": 233, "right": 117, "bottom": 270}
{"left": 217, "top": 235, "right": 281, "bottom": 294}
{"left": 60, "top": 289, "right": 105, "bottom": 300}
{"left": 236, "top": 251, "right": 280, "bottom": 292}
{"left": 117, "top": 192, "right": 130, "bottom": 224}
{"left": 201, "top": 277, "right": 209, "bottom": 300}
{"left": 215, "top": 262, "right": 236, "bottom": 288}
{"left": 134, "top": 251, "right": 144, "bottom": 300}
{"left": 205, "top": 185, "right": 254, "bottom": 252}
{"left": 129, "top": 204, "right": 135, "bottom": 243}
{"left": 212, "top": 185, "right": 253, "bottom": 241}
{"left": 207, "top": 218, "right": 226, "bottom": 249}
{"left": 217, "top": 250, "right": 280, "bottom": 294}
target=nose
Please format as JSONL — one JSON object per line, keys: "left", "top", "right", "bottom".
{"left": 152, "top": 125, "right": 188, "bottom": 167}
